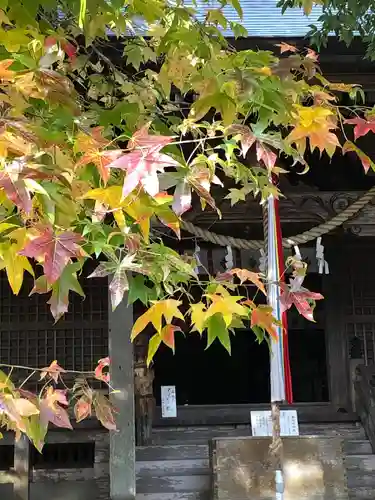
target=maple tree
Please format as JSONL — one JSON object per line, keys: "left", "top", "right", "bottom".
{"left": 0, "top": 0, "right": 373, "bottom": 447}
{"left": 279, "top": 0, "right": 375, "bottom": 59}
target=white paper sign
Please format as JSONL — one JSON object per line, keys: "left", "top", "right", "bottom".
{"left": 250, "top": 410, "right": 299, "bottom": 437}
{"left": 161, "top": 386, "right": 177, "bottom": 418}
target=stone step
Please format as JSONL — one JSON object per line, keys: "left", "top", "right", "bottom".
{"left": 151, "top": 423, "right": 366, "bottom": 444}
{"left": 137, "top": 492, "right": 209, "bottom": 500}
{"left": 344, "top": 440, "right": 372, "bottom": 455}
{"left": 136, "top": 474, "right": 210, "bottom": 494}
{"left": 347, "top": 471, "right": 375, "bottom": 488}
{"left": 137, "top": 444, "right": 209, "bottom": 461}
{"left": 138, "top": 438, "right": 370, "bottom": 461}
{"left": 345, "top": 454, "right": 375, "bottom": 471}
{"left": 349, "top": 486, "right": 375, "bottom": 499}
{"left": 136, "top": 458, "right": 209, "bottom": 476}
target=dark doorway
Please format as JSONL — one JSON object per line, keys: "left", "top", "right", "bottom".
{"left": 152, "top": 273, "right": 329, "bottom": 405}
{"left": 154, "top": 329, "right": 270, "bottom": 405}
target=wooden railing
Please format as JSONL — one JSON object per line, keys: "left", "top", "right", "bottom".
{"left": 354, "top": 363, "right": 375, "bottom": 452}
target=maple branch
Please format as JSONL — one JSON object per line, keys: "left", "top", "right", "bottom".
{"left": 18, "top": 370, "right": 37, "bottom": 389}
{"left": 0, "top": 363, "right": 95, "bottom": 375}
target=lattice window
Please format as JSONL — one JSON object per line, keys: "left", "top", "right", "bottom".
{"left": 0, "top": 264, "right": 108, "bottom": 386}
{"left": 346, "top": 280, "right": 375, "bottom": 317}
{"left": 347, "top": 322, "right": 375, "bottom": 365}
{"left": 31, "top": 443, "right": 95, "bottom": 469}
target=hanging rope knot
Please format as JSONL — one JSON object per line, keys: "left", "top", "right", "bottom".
{"left": 181, "top": 185, "right": 375, "bottom": 251}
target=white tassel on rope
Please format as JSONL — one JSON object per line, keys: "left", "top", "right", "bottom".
{"left": 225, "top": 245, "right": 233, "bottom": 270}
{"left": 258, "top": 248, "right": 267, "bottom": 274}
{"left": 316, "top": 237, "right": 329, "bottom": 275}
{"left": 193, "top": 241, "right": 202, "bottom": 275}
{"left": 290, "top": 245, "right": 304, "bottom": 292}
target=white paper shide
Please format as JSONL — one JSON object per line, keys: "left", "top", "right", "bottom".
{"left": 161, "top": 385, "right": 177, "bottom": 418}
{"left": 250, "top": 410, "right": 299, "bottom": 437}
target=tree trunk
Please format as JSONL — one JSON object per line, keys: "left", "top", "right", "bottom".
{"left": 134, "top": 333, "right": 155, "bottom": 446}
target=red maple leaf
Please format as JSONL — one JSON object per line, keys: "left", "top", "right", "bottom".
{"left": 40, "top": 387, "right": 72, "bottom": 430}
{"left": 106, "top": 147, "right": 179, "bottom": 199}
{"left": 342, "top": 141, "right": 375, "bottom": 173}
{"left": 74, "top": 396, "right": 92, "bottom": 423}
{"left": 279, "top": 283, "right": 324, "bottom": 321}
{"left": 106, "top": 126, "right": 179, "bottom": 198}
{"left": 45, "top": 36, "right": 77, "bottom": 62}
{"left": 94, "top": 357, "right": 110, "bottom": 383}
{"left": 344, "top": 116, "right": 375, "bottom": 140}
{"left": 128, "top": 125, "right": 174, "bottom": 151}
{"left": 40, "top": 360, "right": 66, "bottom": 383}
{"left": 19, "top": 227, "right": 83, "bottom": 283}
{"left": 256, "top": 142, "right": 277, "bottom": 170}
{"left": 0, "top": 169, "right": 31, "bottom": 213}
{"left": 228, "top": 124, "right": 256, "bottom": 157}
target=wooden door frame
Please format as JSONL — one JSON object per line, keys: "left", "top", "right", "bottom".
{"left": 323, "top": 243, "right": 351, "bottom": 410}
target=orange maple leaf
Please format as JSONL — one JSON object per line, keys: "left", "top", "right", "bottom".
{"left": 160, "top": 324, "right": 182, "bottom": 352}
{"left": 0, "top": 59, "right": 15, "bottom": 81}
{"left": 229, "top": 268, "right": 266, "bottom": 295}
{"left": 275, "top": 42, "right": 298, "bottom": 54}
{"left": 251, "top": 305, "right": 278, "bottom": 341}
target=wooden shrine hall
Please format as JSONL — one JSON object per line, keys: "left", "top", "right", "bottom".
{"left": 2, "top": 35, "right": 375, "bottom": 500}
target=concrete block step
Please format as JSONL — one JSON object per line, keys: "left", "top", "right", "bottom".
{"left": 344, "top": 440, "right": 372, "bottom": 455}
{"left": 136, "top": 474, "right": 210, "bottom": 494}
{"left": 137, "top": 444, "right": 209, "bottom": 461}
{"left": 137, "top": 493, "right": 209, "bottom": 500}
{"left": 136, "top": 458, "right": 209, "bottom": 476}
{"left": 349, "top": 486, "right": 375, "bottom": 499}
{"left": 345, "top": 454, "right": 375, "bottom": 471}
{"left": 151, "top": 423, "right": 366, "bottom": 444}
{"left": 347, "top": 470, "right": 375, "bottom": 488}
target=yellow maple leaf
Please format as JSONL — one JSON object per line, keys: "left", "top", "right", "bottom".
{"left": 82, "top": 186, "right": 127, "bottom": 230}
{"left": 0, "top": 227, "right": 34, "bottom": 294}
{"left": 131, "top": 299, "right": 184, "bottom": 340}
{"left": 205, "top": 294, "right": 247, "bottom": 327}
{"left": 287, "top": 104, "right": 340, "bottom": 156}
{"left": 83, "top": 187, "right": 160, "bottom": 239}
{"left": 189, "top": 303, "right": 207, "bottom": 334}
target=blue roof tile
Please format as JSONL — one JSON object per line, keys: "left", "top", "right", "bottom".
{"left": 192, "top": 0, "right": 323, "bottom": 37}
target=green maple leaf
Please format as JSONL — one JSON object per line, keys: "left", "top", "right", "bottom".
{"left": 225, "top": 188, "right": 247, "bottom": 206}
{"left": 127, "top": 274, "right": 156, "bottom": 306}
{"left": 48, "top": 262, "right": 85, "bottom": 321}
{"left": 206, "top": 313, "right": 232, "bottom": 354}
{"left": 124, "top": 44, "right": 144, "bottom": 70}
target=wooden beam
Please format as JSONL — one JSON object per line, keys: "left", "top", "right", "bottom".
{"left": 108, "top": 291, "right": 135, "bottom": 500}
{"left": 13, "top": 434, "right": 30, "bottom": 500}
{"left": 152, "top": 403, "right": 358, "bottom": 427}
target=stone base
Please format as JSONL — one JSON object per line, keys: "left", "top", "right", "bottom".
{"left": 211, "top": 436, "right": 348, "bottom": 500}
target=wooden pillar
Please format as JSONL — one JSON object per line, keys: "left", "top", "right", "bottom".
{"left": 108, "top": 292, "right": 136, "bottom": 500}
{"left": 13, "top": 434, "right": 30, "bottom": 500}
{"left": 324, "top": 242, "right": 351, "bottom": 409}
